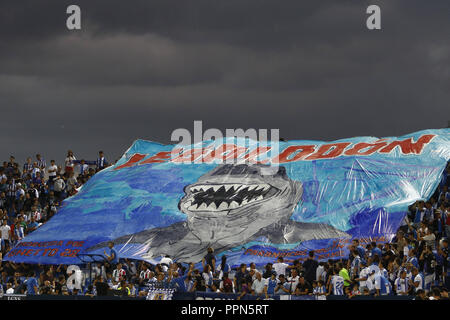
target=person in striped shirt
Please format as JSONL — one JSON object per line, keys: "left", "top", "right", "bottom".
{"left": 329, "top": 268, "right": 345, "bottom": 296}
{"left": 368, "top": 269, "right": 391, "bottom": 296}
{"left": 406, "top": 249, "right": 419, "bottom": 269}
{"left": 350, "top": 249, "right": 362, "bottom": 280}
{"left": 312, "top": 280, "right": 327, "bottom": 300}
{"left": 394, "top": 270, "right": 409, "bottom": 295}
{"left": 112, "top": 263, "right": 126, "bottom": 282}
{"left": 36, "top": 154, "right": 46, "bottom": 172}
{"left": 23, "top": 157, "right": 33, "bottom": 174}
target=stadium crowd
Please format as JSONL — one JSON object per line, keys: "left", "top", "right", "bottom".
{"left": 0, "top": 153, "right": 448, "bottom": 300}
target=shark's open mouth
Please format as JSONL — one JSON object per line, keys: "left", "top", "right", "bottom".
{"left": 182, "top": 183, "right": 279, "bottom": 212}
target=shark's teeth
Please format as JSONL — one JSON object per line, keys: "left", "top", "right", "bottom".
{"left": 208, "top": 202, "right": 217, "bottom": 210}
{"left": 218, "top": 202, "right": 229, "bottom": 210}
{"left": 185, "top": 182, "right": 277, "bottom": 212}
{"left": 229, "top": 201, "right": 239, "bottom": 209}
{"left": 255, "top": 185, "right": 264, "bottom": 192}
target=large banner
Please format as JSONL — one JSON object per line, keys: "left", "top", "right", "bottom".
{"left": 5, "top": 129, "right": 450, "bottom": 266}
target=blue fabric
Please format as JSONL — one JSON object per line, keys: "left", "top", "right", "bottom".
{"left": 3, "top": 129, "right": 450, "bottom": 266}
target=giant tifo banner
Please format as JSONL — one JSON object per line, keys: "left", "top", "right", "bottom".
{"left": 5, "top": 129, "right": 450, "bottom": 266}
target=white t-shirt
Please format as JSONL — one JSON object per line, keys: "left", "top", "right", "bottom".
{"left": 316, "top": 265, "right": 324, "bottom": 281}
{"left": 48, "top": 165, "right": 58, "bottom": 177}
{"left": 65, "top": 156, "right": 76, "bottom": 168}
{"left": 251, "top": 278, "right": 266, "bottom": 295}
{"left": 359, "top": 267, "right": 370, "bottom": 288}
{"left": 273, "top": 262, "right": 289, "bottom": 276}
{"left": 0, "top": 225, "right": 10, "bottom": 240}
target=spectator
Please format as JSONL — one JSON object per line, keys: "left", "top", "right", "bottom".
{"left": 202, "top": 264, "right": 213, "bottom": 292}
{"left": 273, "top": 256, "right": 289, "bottom": 277}
{"left": 47, "top": 160, "right": 57, "bottom": 184}
{"left": 329, "top": 268, "right": 345, "bottom": 296}
{"left": 250, "top": 272, "right": 265, "bottom": 297}
{"left": 219, "top": 272, "right": 234, "bottom": 293}
{"left": 25, "top": 271, "right": 38, "bottom": 295}
{"left": 216, "top": 255, "right": 230, "bottom": 280}
{"left": 287, "top": 268, "right": 300, "bottom": 293}
{"left": 274, "top": 274, "right": 290, "bottom": 295}
{"left": 337, "top": 262, "right": 351, "bottom": 288}
{"left": 36, "top": 154, "right": 46, "bottom": 173}
{"left": 409, "top": 267, "right": 425, "bottom": 293}
{"left": 53, "top": 175, "right": 65, "bottom": 200}
{"left": 233, "top": 263, "right": 248, "bottom": 293}
{"left": 429, "top": 287, "right": 441, "bottom": 300}
{"left": 112, "top": 263, "right": 126, "bottom": 282}
{"left": 303, "top": 250, "right": 319, "bottom": 284}
{"left": 202, "top": 247, "right": 216, "bottom": 272}
{"left": 79, "top": 159, "right": 89, "bottom": 176}
{"left": 0, "top": 219, "right": 11, "bottom": 254}
{"left": 96, "top": 151, "right": 108, "bottom": 171}
{"left": 104, "top": 241, "right": 119, "bottom": 270}
{"left": 394, "top": 270, "right": 410, "bottom": 295}
{"left": 64, "top": 150, "right": 76, "bottom": 175}
{"left": 295, "top": 275, "right": 312, "bottom": 295}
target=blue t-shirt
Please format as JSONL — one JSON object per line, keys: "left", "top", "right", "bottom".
{"left": 109, "top": 248, "right": 119, "bottom": 264}
{"left": 266, "top": 278, "right": 277, "bottom": 295}
{"left": 26, "top": 277, "right": 38, "bottom": 295}
{"left": 171, "top": 276, "right": 188, "bottom": 292}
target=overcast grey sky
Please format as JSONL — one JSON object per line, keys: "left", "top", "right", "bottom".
{"left": 0, "top": 0, "right": 449, "bottom": 165}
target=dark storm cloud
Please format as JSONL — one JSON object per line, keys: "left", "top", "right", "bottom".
{"left": 0, "top": 0, "right": 448, "bottom": 165}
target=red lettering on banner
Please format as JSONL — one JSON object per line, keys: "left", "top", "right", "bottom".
{"left": 47, "top": 249, "right": 58, "bottom": 257}
{"left": 306, "top": 143, "right": 351, "bottom": 160}
{"left": 243, "top": 147, "right": 271, "bottom": 164}
{"left": 344, "top": 140, "right": 388, "bottom": 156}
{"left": 273, "top": 145, "right": 316, "bottom": 163}
{"left": 114, "top": 153, "right": 147, "bottom": 170}
{"left": 68, "top": 249, "right": 80, "bottom": 257}
{"left": 171, "top": 148, "right": 205, "bottom": 163}
{"left": 202, "top": 144, "right": 248, "bottom": 163}
{"left": 379, "top": 134, "right": 435, "bottom": 154}
{"left": 140, "top": 149, "right": 182, "bottom": 164}
{"left": 60, "top": 249, "right": 71, "bottom": 257}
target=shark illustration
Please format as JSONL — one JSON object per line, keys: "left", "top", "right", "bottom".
{"left": 88, "top": 164, "right": 350, "bottom": 263}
